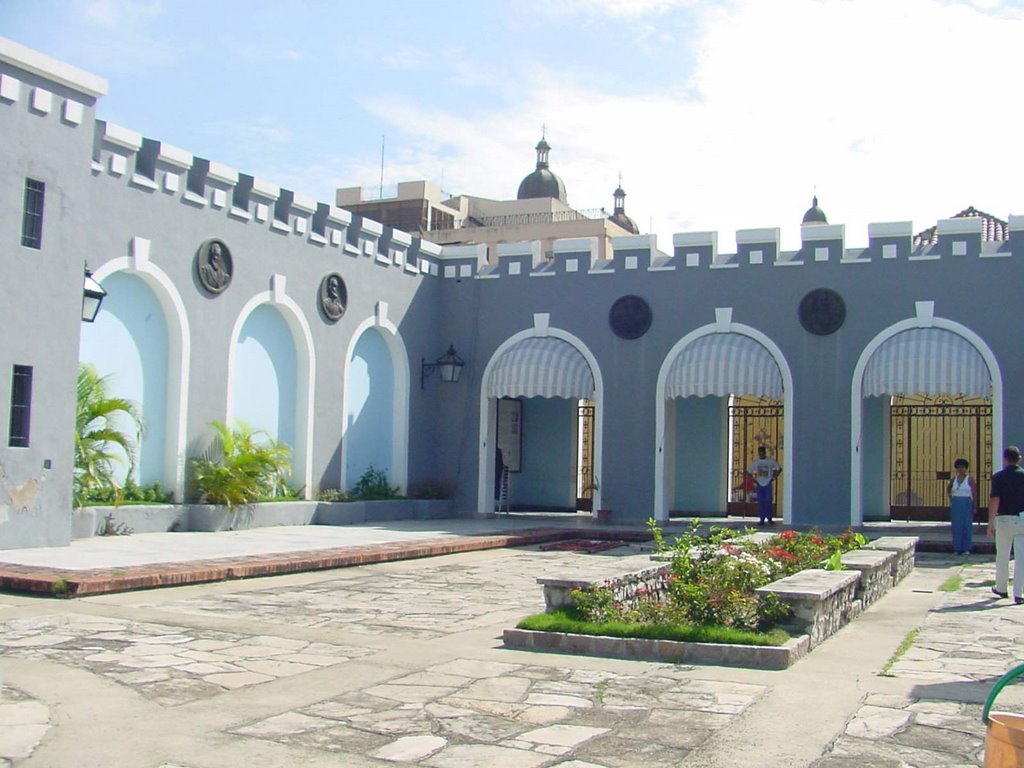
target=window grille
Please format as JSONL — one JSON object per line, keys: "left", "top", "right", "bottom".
{"left": 21, "top": 178, "right": 45, "bottom": 249}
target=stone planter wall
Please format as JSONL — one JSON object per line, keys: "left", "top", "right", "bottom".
{"left": 503, "top": 628, "right": 810, "bottom": 670}
{"left": 866, "top": 536, "right": 919, "bottom": 584}
{"left": 539, "top": 563, "right": 672, "bottom": 613}
{"left": 839, "top": 548, "right": 898, "bottom": 608}
{"left": 755, "top": 569, "right": 862, "bottom": 648}
{"left": 188, "top": 502, "right": 319, "bottom": 532}
{"left": 73, "top": 504, "right": 189, "bottom": 539}
{"left": 74, "top": 499, "right": 458, "bottom": 538}
{"left": 314, "top": 499, "right": 455, "bottom": 526}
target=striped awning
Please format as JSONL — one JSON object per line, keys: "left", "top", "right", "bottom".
{"left": 665, "top": 333, "right": 783, "bottom": 399}
{"left": 486, "top": 337, "right": 594, "bottom": 399}
{"left": 863, "top": 328, "right": 990, "bottom": 397}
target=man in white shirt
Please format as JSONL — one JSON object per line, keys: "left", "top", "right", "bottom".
{"left": 747, "top": 446, "right": 782, "bottom": 525}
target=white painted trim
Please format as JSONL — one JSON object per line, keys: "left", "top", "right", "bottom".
{"left": 736, "top": 227, "right": 780, "bottom": 245}
{"left": 339, "top": 313, "right": 411, "bottom": 493}
{"left": 868, "top": 221, "right": 913, "bottom": 238}
{"left": 477, "top": 327, "right": 604, "bottom": 517}
{"left": 0, "top": 37, "right": 108, "bottom": 96}
{"left": 937, "top": 217, "right": 983, "bottom": 236}
{"left": 849, "top": 314, "right": 1003, "bottom": 526}
{"left": 225, "top": 287, "right": 316, "bottom": 499}
{"left": 102, "top": 122, "right": 143, "bottom": 151}
{"left": 92, "top": 245, "right": 191, "bottom": 504}
{"left": 654, "top": 315, "right": 794, "bottom": 524}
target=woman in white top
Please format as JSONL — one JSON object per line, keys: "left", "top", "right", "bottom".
{"left": 948, "top": 458, "right": 976, "bottom": 556}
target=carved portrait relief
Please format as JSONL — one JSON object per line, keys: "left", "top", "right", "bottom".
{"left": 319, "top": 273, "right": 347, "bottom": 322}
{"left": 196, "top": 239, "right": 233, "bottom": 295}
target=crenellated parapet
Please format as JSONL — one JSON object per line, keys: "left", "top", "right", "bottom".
{"left": 430, "top": 215, "right": 1021, "bottom": 282}
{"left": 55, "top": 109, "right": 444, "bottom": 277}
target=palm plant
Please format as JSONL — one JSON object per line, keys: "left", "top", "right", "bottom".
{"left": 190, "top": 420, "right": 292, "bottom": 510}
{"left": 74, "top": 364, "right": 142, "bottom": 507}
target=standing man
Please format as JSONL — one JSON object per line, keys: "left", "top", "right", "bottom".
{"left": 747, "top": 446, "right": 782, "bottom": 525}
{"left": 987, "top": 445, "right": 1024, "bottom": 603}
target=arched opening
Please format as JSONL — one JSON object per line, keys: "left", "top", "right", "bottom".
{"left": 232, "top": 304, "right": 298, "bottom": 479}
{"left": 478, "top": 332, "right": 602, "bottom": 516}
{"left": 853, "top": 323, "right": 997, "bottom": 524}
{"left": 79, "top": 272, "right": 169, "bottom": 489}
{"left": 656, "top": 317, "right": 793, "bottom": 524}
{"left": 344, "top": 327, "right": 396, "bottom": 490}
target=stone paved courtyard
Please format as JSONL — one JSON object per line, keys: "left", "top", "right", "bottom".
{"left": 812, "top": 558, "right": 1024, "bottom": 768}
{"left": 1, "top": 541, "right": 1022, "bottom": 767}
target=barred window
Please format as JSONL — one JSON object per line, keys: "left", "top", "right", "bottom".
{"left": 9, "top": 365, "right": 33, "bottom": 448}
{"left": 21, "top": 178, "right": 45, "bottom": 249}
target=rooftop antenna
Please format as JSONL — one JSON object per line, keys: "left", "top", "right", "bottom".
{"left": 379, "top": 135, "right": 385, "bottom": 199}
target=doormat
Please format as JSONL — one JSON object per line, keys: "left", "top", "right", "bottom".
{"left": 538, "top": 539, "right": 627, "bottom": 554}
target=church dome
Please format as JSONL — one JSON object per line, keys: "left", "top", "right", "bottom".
{"left": 802, "top": 195, "right": 828, "bottom": 225}
{"left": 517, "top": 137, "right": 567, "bottom": 202}
{"left": 608, "top": 184, "right": 639, "bottom": 234}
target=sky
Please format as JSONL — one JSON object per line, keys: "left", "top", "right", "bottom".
{"left": 2, "top": 0, "right": 1022, "bottom": 250}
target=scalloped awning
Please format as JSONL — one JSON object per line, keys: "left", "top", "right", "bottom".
{"left": 665, "top": 334, "right": 783, "bottom": 398}
{"left": 863, "top": 328, "right": 990, "bottom": 397}
{"left": 486, "top": 337, "right": 594, "bottom": 399}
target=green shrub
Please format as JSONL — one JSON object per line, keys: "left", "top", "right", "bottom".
{"left": 74, "top": 364, "right": 142, "bottom": 508}
{"left": 517, "top": 609, "right": 789, "bottom": 647}
{"left": 81, "top": 477, "right": 174, "bottom": 506}
{"left": 407, "top": 479, "right": 454, "bottom": 500}
{"left": 568, "top": 521, "right": 865, "bottom": 634}
{"left": 349, "top": 465, "right": 401, "bottom": 500}
{"left": 317, "top": 488, "right": 352, "bottom": 502}
{"left": 189, "top": 421, "right": 292, "bottom": 510}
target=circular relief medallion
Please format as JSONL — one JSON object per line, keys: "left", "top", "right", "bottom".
{"left": 319, "top": 273, "right": 348, "bottom": 322}
{"left": 799, "top": 288, "right": 846, "bottom": 335}
{"left": 609, "top": 295, "right": 652, "bottom": 340}
{"left": 196, "top": 239, "right": 233, "bottom": 295}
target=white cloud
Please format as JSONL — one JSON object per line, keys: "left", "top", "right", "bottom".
{"left": 350, "top": 0, "right": 1024, "bottom": 251}
{"left": 78, "top": 0, "right": 161, "bottom": 27}
{"left": 563, "top": 0, "right": 698, "bottom": 18}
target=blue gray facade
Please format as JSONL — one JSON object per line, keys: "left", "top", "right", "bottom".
{"left": 2, "top": 38, "right": 1021, "bottom": 549}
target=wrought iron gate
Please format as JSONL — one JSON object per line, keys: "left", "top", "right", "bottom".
{"left": 727, "top": 398, "right": 784, "bottom": 517}
{"left": 576, "top": 401, "right": 595, "bottom": 511}
{"left": 890, "top": 395, "right": 992, "bottom": 521}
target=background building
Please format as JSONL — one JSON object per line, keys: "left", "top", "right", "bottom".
{"left": 338, "top": 138, "right": 640, "bottom": 264}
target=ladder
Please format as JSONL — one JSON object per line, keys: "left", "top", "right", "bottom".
{"left": 497, "top": 466, "right": 511, "bottom": 515}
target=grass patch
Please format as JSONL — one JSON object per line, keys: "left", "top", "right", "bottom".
{"left": 516, "top": 610, "right": 790, "bottom": 647}
{"left": 879, "top": 627, "right": 920, "bottom": 676}
{"left": 938, "top": 575, "right": 964, "bottom": 592}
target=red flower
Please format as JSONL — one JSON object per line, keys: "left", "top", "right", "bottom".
{"left": 780, "top": 530, "right": 798, "bottom": 541}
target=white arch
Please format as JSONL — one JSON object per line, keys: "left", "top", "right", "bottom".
{"left": 477, "top": 321, "right": 605, "bottom": 516}
{"left": 225, "top": 276, "right": 316, "bottom": 498}
{"left": 849, "top": 307, "right": 1003, "bottom": 526}
{"left": 340, "top": 303, "right": 411, "bottom": 492}
{"left": 92, "top": 245, "right": 191, "bottom": 503}
{"left": 654, "top": 310, "right": 794, "bottom": 523}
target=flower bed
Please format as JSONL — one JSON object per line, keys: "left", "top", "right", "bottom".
{"left": 565, "top": 522, "right": 866, "bottom": 635}
{"left": 505, "top": 523, "right": 910, "bottom": 669}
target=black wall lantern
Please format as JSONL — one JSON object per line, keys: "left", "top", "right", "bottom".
{"left": 421, "top": 345, "right": 464, "bottom": 389}
{"left": 82, "top": 264, "right": 107, "bottom": 323}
